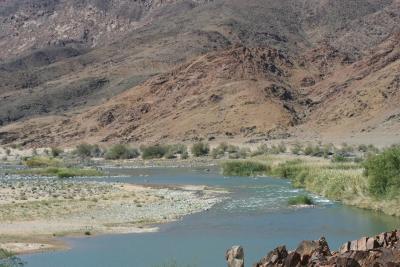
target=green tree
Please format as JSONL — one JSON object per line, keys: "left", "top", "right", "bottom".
{"left": 364, "top": 146, "right": 400, "bottom": 197}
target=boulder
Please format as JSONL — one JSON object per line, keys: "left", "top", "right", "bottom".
{"left": 249, "top": 230, "right": 400, "bottom": 267}
{"left": 349, "top": 240, "right": 358, "bottom": 251}
{"left": 340, "top": 241, "right": 350, "bottom": 253}
{"left": 366, "top": 238, "right": 379, "bottom": 250}
{"left": 226, "top": 246, "right": 244, "bottom": 267}
{"left": 284, "top": 252, "right": 301, "bottom": 267}
{"left": 253, "top": 245, "right": 288, "bottom": 267}
{"left": 357, "top": 237, "right": 368, "bottom": 251}
{"left": 377, "top": 232, "right": 388, "bottom": 247}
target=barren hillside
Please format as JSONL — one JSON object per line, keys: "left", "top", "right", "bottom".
{"left": 0, "top": 0, "right": 399, "bottom": 147}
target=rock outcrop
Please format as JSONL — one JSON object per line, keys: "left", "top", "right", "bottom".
{"left": 228, "top": 230, "right": 400, "bottom": 267}
{"left": 226, "top": 246, "right": 245, "bottom": 267}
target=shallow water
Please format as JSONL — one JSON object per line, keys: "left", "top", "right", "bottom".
{"left": 21, "top": 167, "right": 400, "bottom": 267}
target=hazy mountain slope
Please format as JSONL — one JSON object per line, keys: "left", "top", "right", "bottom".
{"left": 295, "top": 32, "right": 400, "bottom": 143}
{"left": 0, "top": 0, "right": 399, "bottom": 146}
{"left": 0, "top": 46, "right": 307, "bottom": 146}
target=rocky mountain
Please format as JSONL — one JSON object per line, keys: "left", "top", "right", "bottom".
{"left": 0, "top": 0, "right": 399, "bottom": 147}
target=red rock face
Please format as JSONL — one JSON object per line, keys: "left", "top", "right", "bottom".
{"left": 248, "top": 230, "right": 400, "bottom": 267}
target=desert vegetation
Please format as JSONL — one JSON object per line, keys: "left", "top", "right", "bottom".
{"left": 287, "top": 195, "right": 314, "bottom": 206}
{"left": 364, "top": 145, "right": 400, "bottom": 199}
{"left": 0, "top": 248, "right": 24, "bottom": 267}
{"left": 218, "top": 143, "right": 400, "bottom": 216}
{"left": 104, "top": 144, "right": 139, "bottom": 160}
{"left": 191, "top": 142, "right": 210, "bottom": 157}
{"left": 221, "top": 161, "right": 269, "bottom": 177}
{"left": 20, "top": 155, "right": 103, "bottom": 178}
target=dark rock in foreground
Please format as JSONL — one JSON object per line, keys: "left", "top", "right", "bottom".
{"left": 227, "top": 230, "right": 400, "bottom": 267}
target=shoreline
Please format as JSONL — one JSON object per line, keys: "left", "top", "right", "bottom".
{"left": 0, "top": 174, "right": 226, "bottom": 255}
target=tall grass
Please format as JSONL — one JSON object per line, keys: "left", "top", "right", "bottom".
{"left": 0, "top": 248, "right": 24, "bottom": 267}
{"left": 268, "top": 160, "right": 366, "bottom": 200}
{"left": 221, "top": 161, "right": 270, "bottom": 176}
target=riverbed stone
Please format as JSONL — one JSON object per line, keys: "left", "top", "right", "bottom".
{"left": 253, "top": 245, "right": 288, "bottom": 267}
{"left": 357, "top": 237, "right": 368, "bottom": 251}
{"left": 284, "top": 251, "right": 301, "bottom": 267}
{"left": 226, "top": 245, "right": 244, "bottom": 267}
{"left": 340, "top": 241, "right": 350, "bottom": 253}
{"left": 251, "top": 230, "right": 400, "bottom": 267}
{"left": 350, "top": 240, "right": 358, "bottom": 251}
{"left": 366, "top": 237, "right": 379, "bottom": 250}
{"left": 377, "top": 232, "right": 388, "bottom": 247}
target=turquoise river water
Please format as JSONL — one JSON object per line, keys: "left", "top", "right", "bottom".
{"left": 21, "top": 167, "right": 400, "bottom": 267}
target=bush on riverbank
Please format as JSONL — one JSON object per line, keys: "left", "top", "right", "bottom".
{"left": 50, "top": 147, "right": 63, "bottom": 157}
{"left": 288, "top": 195, "right": 314, "bottom": 206}
{"left": 164, "top": 144, "right": 187, "bottom": 159}
{"left": 211, "top": 143, "right": 248, "bottom": 159}
{"left": 221, "top": 160, "right": 270, "bottom": 176}
{"left": 141, "top": 145, "right": 168, "bottom": 159}
{"left": 364, "top": 146, "right": 400, "bottom": 198}
{"left": 24, "top": 156, "right": 62, "bottom": 168}
{"left": 105, "top": 144, "right": 139, "bottom": 160}
{"left": 191, "top": 142, "right": 209, "bottom": 157}
{"left": 0, "top": 249, "right": 13, "bottom": 259}
{"left": 0, "top": 248, "right": 24, "bottom": 267}
{"left": 75, "top": 143, "right": 103, "bottom": 158}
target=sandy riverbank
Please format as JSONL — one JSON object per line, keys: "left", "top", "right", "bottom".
{"left": 0, "top": 174, "right": 225, "bottom": 254}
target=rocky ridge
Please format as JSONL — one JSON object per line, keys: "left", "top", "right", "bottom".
{"left": 226, "top": 230, "right": 400, "bottom": 267}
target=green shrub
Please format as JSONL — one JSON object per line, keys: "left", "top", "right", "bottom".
{"left": 141, "top": 145, "right": 168, "bottom": 159}
{"left": 24, "top": 157, "right": 62, "bottom": 168}
{"left": 164, "top": 150, "right": 177, "bottom": 159}
{"left": 277, "top": 142, "right": 287, "bottom": 153}
{"left": 364, "top": 146, "right": 400, "bottom": 198}
{"left": 288, "top": 195, "right": 314, "bottom": 206}
{"left": 211, "top": 143, "right": 233, "bottom": 159}
{"left": 304, "top": 145, "right": 314, "bottom": 155}
{"left": 332, "top": 154, "right": 349, "bottom": 162}
{"left": 105, "top": 144, "right": 139, "bottom": 160}
{"left": 181, "top": 151, "right": 189, "bottom": 159}
{"left": 5, "top": 148, "right": 11, "bottom": 156}
{"left": 51, "top": 147, "right": 63, "bottom": 157}
{"left": 221, "top": 161, "right": 270, "bottom": 176}
{"left": 322, "top": 144, "right": 335, "bottom": 158}
{"left": 0, "top": 248, "right": 25, "bottom": 267}
{"left": 0, "top": 248, "right": 13, "bottom": 259}
{"left": 228, "top": 147, "right": 250, "bottom": 159}
{"left": 211, "top": 143, "right": 245, "bottom": 159}
{"left": 74, "top": 143, "right": 104, "bottom": 158}
{"left": 191, "top": 142, "right": 209, "bottom": 157}
{"left": 251, "top": 144, "right": 270, "bottom": 156}
{"left": 164, "top": 144, "right": 187, "bottom": 159}
{"left": 358, "top": 144, "right": 368, "bottom": 153}
{"left": 291, "top": 142, "right": 303, "bottom": 155}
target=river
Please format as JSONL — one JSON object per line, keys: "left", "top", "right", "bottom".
{"left": 21, "top": 167, "right": 400, "bottom": 266}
